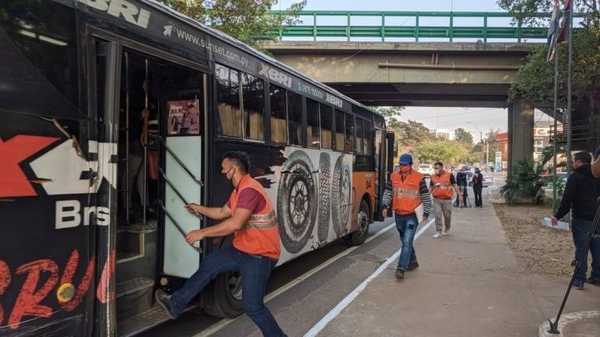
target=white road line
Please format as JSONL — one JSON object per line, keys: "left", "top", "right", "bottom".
{"left": 303, "top": 217, "right": 434, "bottom": 337}
{"left": 193, "top": 218, "right": 397, "bottom": 337}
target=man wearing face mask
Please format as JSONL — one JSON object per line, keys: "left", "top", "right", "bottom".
{"left": 430, "top": 162, "right": 462, "bottom": 238}
{"left": 381, "top": 153, "right": 432, "bottom": 280}
{"left": 154, "top": 151, "right": 287, "bottom": 337}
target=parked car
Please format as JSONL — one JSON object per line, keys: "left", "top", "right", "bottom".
{"left": 482, "top": 174, "right": 494, "bottom": 188}
{"left": 542, "top": 172, "right": 569, "bottom": 197}
{"left": 417, "top": 164, "right": 434, "bottom": 176}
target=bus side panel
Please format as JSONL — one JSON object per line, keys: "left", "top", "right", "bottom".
{"left": 0, "top": 2, "right": 96, "bottom": 336}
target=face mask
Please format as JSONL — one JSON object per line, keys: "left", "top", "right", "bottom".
{"left": 434, "top": 169, "right": 441, "bottom": 175}
{"left": 400, "top": 165, "right": 410, "bottom": 173}
{"left": 224, "top": 167, "right": 234, "bottom": 183}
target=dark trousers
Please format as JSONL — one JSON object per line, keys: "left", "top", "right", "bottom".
{"left": 572, "top": 219, "right": 600, "bottom": 282}
{"left": 473, "top": 186, "right": 483, "bottom": 207}
{"left": 170, "top": 245, "right": 286, "bottom": 337}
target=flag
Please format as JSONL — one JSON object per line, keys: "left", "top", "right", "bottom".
{"left": 546, "top": 0, "right": 560, "bottom": 62}
{"left": 556, "top": 0, "right": 572, "bottom": 44}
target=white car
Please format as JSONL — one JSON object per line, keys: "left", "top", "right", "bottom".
{"left": 417, "top": 164, "right": 434, "bottom": 176}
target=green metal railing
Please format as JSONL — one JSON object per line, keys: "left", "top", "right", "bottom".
{"left": 271, "top": 11, "right": 582, "bottom": 43}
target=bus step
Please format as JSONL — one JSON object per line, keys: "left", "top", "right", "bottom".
{"left": 117, "top": 303, "right": 196, "bottom": 337}
{"left": 116, "top": 277, "right": 154, "bottom": 321}
{"left": 118, "top": 220, "right": 158, "bottom": 234}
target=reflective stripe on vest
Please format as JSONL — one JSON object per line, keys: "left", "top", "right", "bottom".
{"left": 431, "top": 171, "right": 453, "bottom": 199}
{"left": 242, "top": 210, "right": 277, "bottom": 230}
{"left": 390, "top": 170, "right": 423, "bottom": 215}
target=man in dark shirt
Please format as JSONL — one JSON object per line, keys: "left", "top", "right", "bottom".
{"left": 551, "top": 152, "right": 600, "bottom": 289}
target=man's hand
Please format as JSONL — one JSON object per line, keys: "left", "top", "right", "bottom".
{"left": 186, "top": 229, "right": 205, "bottom": 244}
{"left": 141, "top": 108, "right": 149, "bottom": 119}
{"left": 422, "top": 215, "right": 428, "bottom": 222}
{"left": 382, "top": 208, "right": 388, "bottom": 218}
{"left": 185, "top": 203, "right": 202, "bottom": 215}
{"left": 551, "top": 216, "right": 558, "bottom": 226}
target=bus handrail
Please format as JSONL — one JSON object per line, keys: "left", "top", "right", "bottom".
{"left": 160, "top": 136, "right": 203, "bottom": 185}
{"left": 159, "top": 200, "right": 203, "bottom": 254}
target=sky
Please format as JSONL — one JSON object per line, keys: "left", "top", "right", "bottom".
{"left": 272, "top": 0, "right": 554, "bottom": 139}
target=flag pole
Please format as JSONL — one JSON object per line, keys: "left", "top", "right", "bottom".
{"left": 566, "top": 0, "right": 573, "bottom": 175}
{"left": 552, "top": 36, "right": 559, "bottom": 214}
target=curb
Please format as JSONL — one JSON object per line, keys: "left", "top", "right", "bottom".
{"left": 539, "top": 311, "right": 600, "bottom": 336}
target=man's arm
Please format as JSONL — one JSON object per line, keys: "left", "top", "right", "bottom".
{"left": 450, "top": 174, "right": 462, "bottom": 202}
{"left": 554, "top": 176, "right": 577, "bottom": 220}
{"left": 381, "top": 175, "right": 393, "bottom": 215}
{"left": 593, "top": 156, "right": 600, "bottom": 178}
{"left": 186, "top": 203, "right": 232, "bottom": 220}
{"left": 419, "top": 178, "right": 432, "bottom": 218}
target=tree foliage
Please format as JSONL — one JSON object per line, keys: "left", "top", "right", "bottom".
{"left": 497, "top": 0, "right": 600, "bottom": 27}
{"left": 160, "top": 0, "right": 306, "bottom": 50}
{"left": 396, "top": 120, "right": 434, "bottom": 150}
{"left": 373, "top": 106, "right": 404, "bottom": 128}
{"left": 454, "top": 127, "right": 474, "bottom": 145}
{"left": 414, "top": 139, "right": 472, "bottom": 164}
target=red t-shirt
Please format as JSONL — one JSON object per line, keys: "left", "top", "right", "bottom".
{"left": 227, "top": 187, "right": 266, "bottom": 213}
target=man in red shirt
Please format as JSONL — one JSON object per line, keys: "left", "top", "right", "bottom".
{"left": 155, "top": 151, "right": 286, "bottom": 337}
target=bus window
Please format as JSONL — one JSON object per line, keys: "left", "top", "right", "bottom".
{"left": 364, "top": 121, "right": 373, "bottom": 154}
{"left": 355, "top": 118, "right": 364, "bottom": 154}
{"left": 345, "top": 113, "right": 355, "bottom": 152}
{"left": 335, "top": 109, "right": 345, "bottom": 152}
{"left": 320, "top": 104, "right": 333, "bottom": 149}
{"left": 216, "top": 64, "right": 242, "bottom": 138}
{"left": 242, "top": 73, "right": 265, "bottom": 141}
{"left": 306, "top": 98, "right": 320, "bottom": 148}
{"left": 288, "top": 91, "right": 303, "bottom": 146}
{"left": 269, "top": 84, "right": 287, "bottom": 144}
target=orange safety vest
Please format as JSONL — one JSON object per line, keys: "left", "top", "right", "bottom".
{"left": 390, "top": 170, "right": 424, "bottom": 215}
{"left": 430, "top": 171, "right": 454, "bottom": 199}
{"left": 229, "top": 175, "right": 281, "bottom": 260}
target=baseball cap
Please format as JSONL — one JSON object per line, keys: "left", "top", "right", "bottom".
{"left": 399, "top": 153, "right": 413, "bottom": 165}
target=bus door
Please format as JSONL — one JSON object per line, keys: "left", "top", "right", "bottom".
{"left": 159, "top": 71, "right": 207, "bottom": 280}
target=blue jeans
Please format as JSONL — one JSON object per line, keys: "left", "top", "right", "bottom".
{"left": 571, "top": 218, "right": 600, "bottom": 282}
{"left": 170, "top": 245, "right": 286, "bottom": 337}
{"left": 395, "top": 213, "right": 419, "bottom": 271}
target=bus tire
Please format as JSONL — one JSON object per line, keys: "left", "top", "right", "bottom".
{"left": 204, "top": 270, "right": 243, "bottom": 318}
{"left": 344, "top": 200, "right": 370, "bottom": 246}
{"left": 317, "top": 152, "right": 331, "bottom": 242}
{"left": 277, "top": 150, "right": 318, "bottom": 253}
{"left": 331, "top": 155, "right": 351, "bottom": 237}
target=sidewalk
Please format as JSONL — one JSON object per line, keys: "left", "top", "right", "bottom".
{"left": 316, "top": 194, "right": 600, "bottom": 337}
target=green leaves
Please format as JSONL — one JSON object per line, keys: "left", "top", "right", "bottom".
{"left": 160, "top": 0, "right": 306, "bottom": 51}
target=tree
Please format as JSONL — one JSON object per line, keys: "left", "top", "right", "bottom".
{"left": 413, "top": 139, "right": 470, "bottom": 164}
{"left": 454, "top": 127, "right": 474, "bottom": 145}
{"left": 396, "top": 120, "right": 434, "bottom": 150}
{"left": 373, "top": 106, "right": 404, "bottom": 128}
{"left": 160, "top": 0, "right": 306, "bottom": 50}
{"left": 497, "top": 0, "right": 600, "bottom": 147}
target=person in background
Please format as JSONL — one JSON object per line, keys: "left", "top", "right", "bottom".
{"left": 154, "top": 151, "right": 286, "bottom": 336}
{"left": 381, "top": 153, "right": 432, "bottom": 280}
{"left": 472, "top": 168, "right": 484, "bottom": 208}
{"left": 551, "top": 152, "right": 600, "bottom": 290}
{"left": 592, "top": 146, "right": 600, "bottom": 178}
{"left": 430, "top": 162, "right": 462, "bottom": 238}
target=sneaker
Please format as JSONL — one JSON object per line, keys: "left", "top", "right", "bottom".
{"left": 395, "top": 269, "right": 405, "bottom": 279}
{"left": 587, "top": 277, "right": 600, "bottom": 286}
{"left": 442, "top": 229, "right": 450, "bottom": 236}
{"left": 406, "top": 261, "right": 419, "bottom": 271}
{"left": 155, "top": 289, "right": 177, "bottom": 319}
{"left": 432, "top": 232, "right": 442, "bottom": 238}
{"left": 573, "top": 280, "right": 585, "bottom": 290}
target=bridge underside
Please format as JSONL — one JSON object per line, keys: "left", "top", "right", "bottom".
{"left": 326, "top": 83, "right": 509, "bottom": 108}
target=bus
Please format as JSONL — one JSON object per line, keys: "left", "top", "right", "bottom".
{"left": 0, "top": 1, "right": 395, "bottom": 336}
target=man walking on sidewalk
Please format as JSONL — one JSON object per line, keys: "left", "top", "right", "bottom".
{"left": 430, "top": 162, "right": 462, "bottom": 238}
{"left": 551, "top": 152, "right": 600, "bottom": 290}
{"left": 381, "top": 153, "right": 432, "bottom": 280}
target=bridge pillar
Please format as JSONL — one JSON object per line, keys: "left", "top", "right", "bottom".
{"left": 507, "top": 99, "right": 534, "bottom": 174}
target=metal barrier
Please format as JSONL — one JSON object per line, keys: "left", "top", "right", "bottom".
{"left": 270, "top": 11, "right": 582, "bottom": 43}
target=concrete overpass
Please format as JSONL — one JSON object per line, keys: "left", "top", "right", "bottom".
{"left": 267, "top": 41, "right": 534, "bottom": 108}
{"left": 267, "top": 41, "right": 544, "bottom": 171}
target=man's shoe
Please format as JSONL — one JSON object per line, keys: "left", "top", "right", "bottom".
{"left": 406, "top": 261, "right": 419, "bottom": 271}
{"left": 587, "top": 277, "right": 600, "bottom": 286}
{"left": 432, "top": 232, "right": 442, "bottom": 238}
{"left": 155, "top": 289, "right": 177, "bottom": 319}
{"left": 573, "top": 280, "right": 585, "bottom": 290}
{"left": 395, "top": 269, "right": 405, "bottom": 279}
{"left": 442, "top": 229, "right": 450, "bottom": 236}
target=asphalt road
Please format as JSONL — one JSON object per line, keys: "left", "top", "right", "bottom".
{"left": 140, "top": 217, "right": 398, "bottom": 337}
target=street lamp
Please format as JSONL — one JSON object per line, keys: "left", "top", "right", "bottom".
{"left": 467, "top": 122, "right": 486, "bottom": 169}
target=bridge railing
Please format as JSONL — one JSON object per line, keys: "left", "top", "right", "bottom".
{"left": 270, "top": 11, "right": 581, "bottom": 43}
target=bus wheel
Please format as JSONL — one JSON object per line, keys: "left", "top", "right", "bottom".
{"left": 344, "top": 200, "right": 370, "bottom": 246}
{"left": 204, "top": 270, "right": 244, "bottom": 318}
{"left": 317, "top": 152, "right": 331, "bottom": 242}
{"left": 332, "top": 155, "right": 351, "bottom": 237}
{"left": 277, "top": 150, "right": 317, "bottom": 253}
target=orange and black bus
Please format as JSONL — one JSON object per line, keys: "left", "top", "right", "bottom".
{"left": 0, "top": 1, "right": 395, "bottom": 336}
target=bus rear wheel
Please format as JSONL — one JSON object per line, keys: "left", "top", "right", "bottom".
{"left": 344, "top": 200, "right": 370, "bottom": 246}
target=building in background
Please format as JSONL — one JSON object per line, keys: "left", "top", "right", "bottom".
{"left": 431, "top": 128, "right": 451, "bottom": 140}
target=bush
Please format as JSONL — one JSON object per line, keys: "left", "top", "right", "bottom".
{"left": 500, "top": 158, "right": 546, "bottom": 205}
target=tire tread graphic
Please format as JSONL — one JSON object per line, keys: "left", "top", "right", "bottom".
{"left": 331, "top": 155, "right": 351, "bottom": 237}
{"left": 317, "top": 153, "right": 331, "bottom": 242}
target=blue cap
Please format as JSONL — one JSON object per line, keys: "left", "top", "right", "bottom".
{"left": 399, "top": 153, "right": 413, "bottom": 165}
